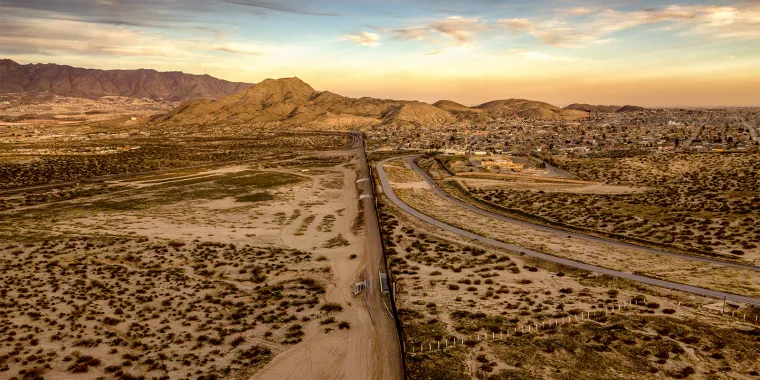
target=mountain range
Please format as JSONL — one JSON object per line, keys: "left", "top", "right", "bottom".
{"left": 0, "top": 59, "right": 252, "bottom": 101}
{"left": 0, "top": 60, "right": 647, "bottom": 129}
{"left": 156, "top": 77, "right": 644, "bottom": 130}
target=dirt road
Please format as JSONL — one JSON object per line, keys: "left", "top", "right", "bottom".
{"left": 251, "top": 136, "right": 403, "bottom": 380}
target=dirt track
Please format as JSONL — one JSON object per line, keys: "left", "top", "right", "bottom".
{"left": 251, "top": 137, "right": 403, "bottom": 380}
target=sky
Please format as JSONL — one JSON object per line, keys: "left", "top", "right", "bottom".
{"left": 1, "top": 0, "right": 760, "bottom": 107}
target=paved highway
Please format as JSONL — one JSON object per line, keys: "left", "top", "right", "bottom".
{"left": 407, "top": 157, "right": 760, "bottom": 272}
{"left": 377, "top": 156, "right": 760, "bottom": 306}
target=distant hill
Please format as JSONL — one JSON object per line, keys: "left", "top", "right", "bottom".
{"left": 565, "top": 103, "right": 622, "bottom": 113}
{"left": 155, "top": 77, "right": 452, "bottom": 129}
{"left": 565, "top": 103, "right": 647, "bottom": 113}
{"left": 0, "top": 59, "right": 252, "bottom": 101}
{"left": 433, "top": 100, "right": 493, "bottom": 123}
{"left": 476, "top": 99, "right": 588, "bottom": 120}
{"left": 616, "top": 105, "right": 647, "bottom": 113}
{"left": 156, "top": 78, "right": 596, "bottom": 130}
{"left": 433, "top": 100, "right": 476, "bottom": 113}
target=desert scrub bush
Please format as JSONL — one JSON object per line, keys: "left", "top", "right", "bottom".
{"left": 102, "top": 316, "right": 122, "bottom": 325}
{"left": 321, "top": 303, "right": 343, "bottom": 313}
{"left": 234, "top": 345, "right": 272, "bottom": 367}
{"left": 317, "top": 214, "right": 336, "bottom": 232}
{"left": 231, "top": 336, "right": 246, "bottom": 347}
{"left": 322, "top": 234, "right": 350, "bottom": 248}
{"left": 67, "top": 355, "right": 101, "bottom": 373}
{"left": 236, "top": 192, "right": 275, "bottom": 203}
{"left": 338, "top": 321, "right": 351, "bottom": 330}
{"left": 284, "top": 324, "right": 305, "bottom": 344}
{"left": 295, "top": 215, "right": 316, "bottom": 235}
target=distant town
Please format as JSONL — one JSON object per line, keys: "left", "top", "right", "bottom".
{"left": 367, "top": 108, "right": 760, "bottom": 156}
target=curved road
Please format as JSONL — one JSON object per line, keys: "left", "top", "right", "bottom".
{"left": 377, "top": 157, "right": 760, "bottom": 305}
{"left": 408, "top": 157, "right": 760, "bottom": 272}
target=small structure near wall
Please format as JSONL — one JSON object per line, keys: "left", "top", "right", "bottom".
{"left": 353, "top": 280, "right": 366, "bottom": 296}
{"left": 379, "top": 272, "right": 390, "bottom": 294}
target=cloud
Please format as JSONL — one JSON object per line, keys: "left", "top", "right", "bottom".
{"left": 390, "top": 16, "right": 487, "bottom": 45}
{"left": 429, "top": 16, "right": 484, "bottom": 43}
{"left": 0, "top": 0, "right": 340, "bottom": 32}
{"left": 500, "top": 18, "right": 533, "bottom": 32}
{"left": 213, "top": 42, "right": 263, "bottom": 55}
{"left": 222, "top": 0, "right": 340, "bottom": 16}
{"left": 500, "top": 4, "right": 760, "bottom": 47}
{"left": 567, "top": 7, "right": 593, "bottom": 15}
{"left": 345, "top": 31, "right": 381, "bottom": 47}
{"left": 0, "top": 18, "right": 190, "bottom": 57}
{"left": 0, "top": 0, "right": 210, "bottom": 28}
{"left": 392, "top": 26, "right": 431, "bottom": 41}
{"left": 0, "top": 16, "right": 281, "bottom": 60}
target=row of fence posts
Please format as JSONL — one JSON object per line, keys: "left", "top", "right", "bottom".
{"left": 410, "top": 301, "right": 632, "bottom": 355}
{"left": 409, "top": 299, "right": 760, "bottom": 355}
{"left": 697, "top": 303, "right": 758, "bottom": 323}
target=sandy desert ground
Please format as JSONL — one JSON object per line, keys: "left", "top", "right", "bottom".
{"left": 381, "top": 160, "right": 760, "bottom": 300}
{"left": 0, "top": 146, "right": 386, "bottom": 380}
{"left": 377, "top": 159, "right": 760, "bottom": 379}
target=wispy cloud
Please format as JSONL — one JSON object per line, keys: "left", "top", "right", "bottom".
{"left": 0, "top": 16, "right": 279, "bottom": 59}
{"left": 213, "top": 42, "right": 263, "bottom": 55}
{"left": 222, "top": 0, "right": 340, "bottom": 16}
{"left": 344, "top": 31, "right": 381, "bottom": 47}
{"left": 500, "top": 4, "right": 760, "bottom": 47}
{"left": 391, "top": 16, "right": 487, "bottom": 44}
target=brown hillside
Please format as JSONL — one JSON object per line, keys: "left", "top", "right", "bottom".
{"left": 433, "top": 100, "right": 475, "bottom": 113}
{"left": 385, "top": 102, "right": 456, "bottom": 124}
{"left": 0, "top": 59, "right": 252, "bottom": 101}
{"left": 617, "top": 105, "right": 648, "bottom": 113}
{"left": 156, "top": 78, "right": 459, "bottom": 129}
{"left": 433, "top": 100, "right": 493, "bottom": 123}
{"left": 476, "top": 99, "right": 588, "bottom": 120}
{"left": 565, "top": 103, "right": 622, "bottom": 113}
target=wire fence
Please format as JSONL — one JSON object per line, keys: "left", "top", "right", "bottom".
{"left": 407, "top": 299, "right": 760, "bottom": 356}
